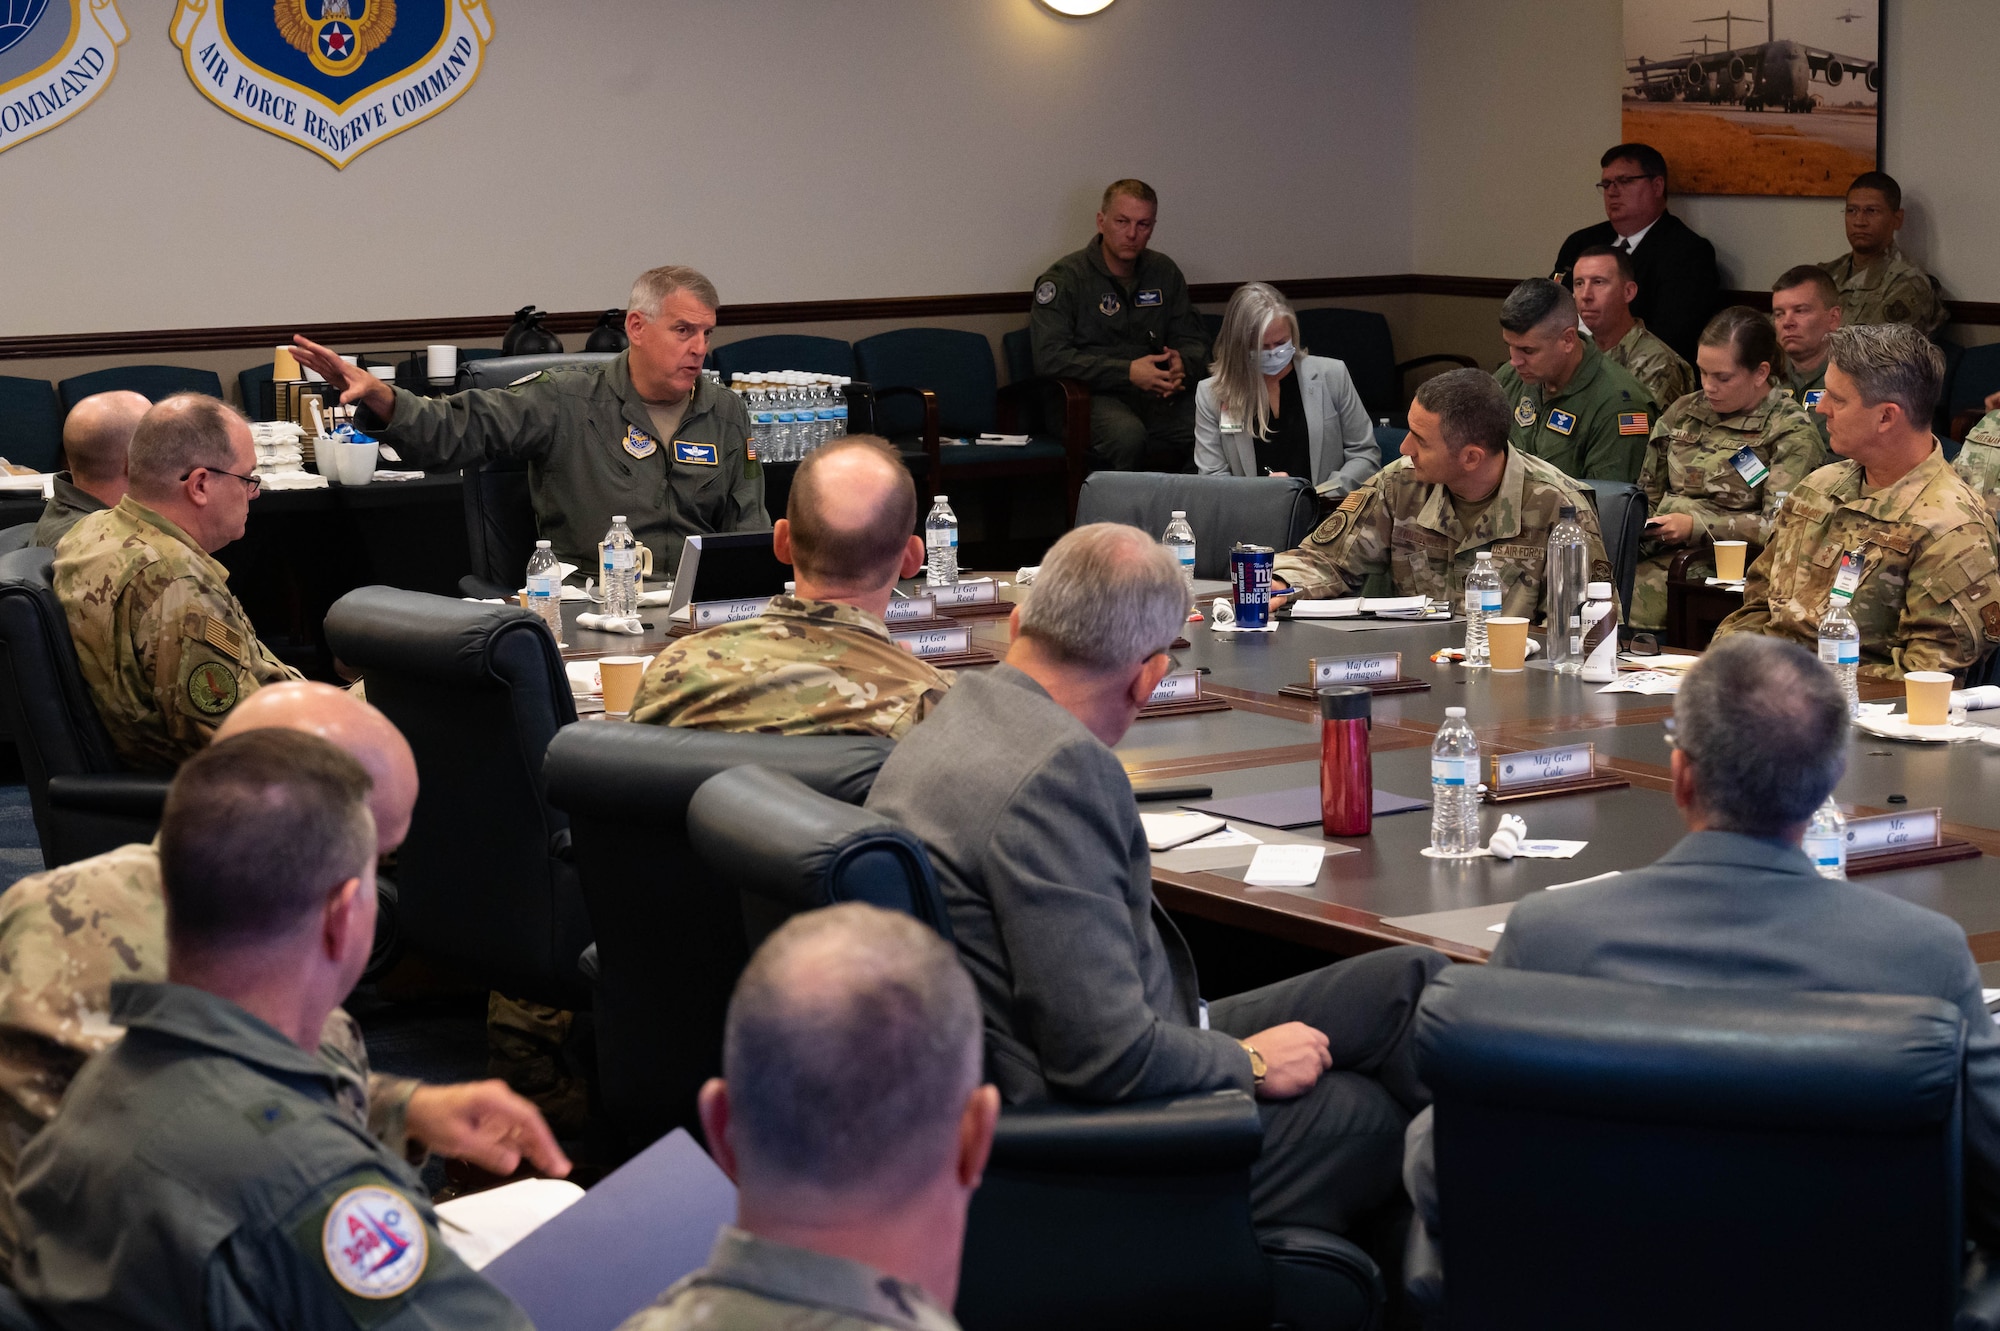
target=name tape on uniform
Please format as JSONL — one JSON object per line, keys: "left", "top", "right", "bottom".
{"left": 1311, "top": 653, "right": 1402, "bottom": 686}
{"left": 1845, "top": 807, "right": 1943, "bottom": 859}
{"left": 929, "top": 582, "right": 999, "bottom": 608}
{"left": 891, "top": 623, "right": 970, "bottom": 657}
{"left": 1146, "top": 671, "right": 1203, "bottom": 705}
{"left": 692, "top": 596, "right": 771, "bottom": 629}
{"left": 883, "top": 596, "right": 939, "bottom": 624}
{"left": 1488, "top": 743, "right": 1595, "bottom": 792}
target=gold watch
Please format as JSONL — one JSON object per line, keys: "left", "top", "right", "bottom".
{"left": 1241, "top": 1041, "right": 1267, "bottom": 1085}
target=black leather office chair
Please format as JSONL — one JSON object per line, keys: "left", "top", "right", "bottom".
{"left": 0, "top": 524, "right": 36, "bottom": 558}
{"left": 541, "top": 724, "right": 894, "bottom": 1151}
{"left": 1576, "top": 478, "right": 1648, "bottom": 617}
{"left": 1413, "top": 965, "right": 2000, "bottom": 1331}
{"left": 1076, "top": 472, "right": 1317, "bottom": 579}
{"left": 324, "top": 588, "right": 589, "bottom": 1010}
{"left": 55, "top": 365, "right": 223, "bottom": 412}
{"left": 688, "top": 766, "right": 1384, "bottom": 1331}
{"left": 0, "top": 377, "right": 63, "bottom": 475}
{"left": 451, "top": 353, "right": 621, "bottom": 598}
{"left": 0, "top": 548, "right": 170, "bottom": 866}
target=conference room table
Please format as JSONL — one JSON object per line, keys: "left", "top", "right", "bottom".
{"left": 554, "top": 579, "right": 2000, "bottom": 985}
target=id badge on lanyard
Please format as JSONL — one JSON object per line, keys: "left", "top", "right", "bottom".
{"left": 1729, "top": 446, "right": 1770, "bottom": 487}
{"left": 1831, "top": 549, "right": 1864, "bottom": 603}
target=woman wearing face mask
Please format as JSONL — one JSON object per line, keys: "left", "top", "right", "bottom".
{"left": 1193, "top": 282, "right": 1377, "bottom": 499}
{"left": 1628, "top": 305, "right": 1826, "bottom": 630}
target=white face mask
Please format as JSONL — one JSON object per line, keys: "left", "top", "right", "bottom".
{"left": 1259, "top": 341, "right": 1296, "bottom": 376}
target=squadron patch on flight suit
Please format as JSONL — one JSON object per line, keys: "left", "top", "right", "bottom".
{"left": 1098, "top": 293, "right": 1121, "bottom": 317}
{"left": 623, "top": 426, "right": 659, "bottom": 459}
{"left": 1035, "top": 281, "right": 1057, "bottom": 305}
{"left": 320, "top": 1185, "right": 428, "bottom": 1299}
{"left": 187, "top": 662, "right": 239, "bottom": 716}
{"left": 1514, "top": 397, "right": 1537, "bottom": 428}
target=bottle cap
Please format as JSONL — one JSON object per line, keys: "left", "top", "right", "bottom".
{"left": 1445, "top": 706, "right": 1466, "bottom": 718}
{"left": 612, "top": 515, "right": 627, "bottom": 523}
{"left": 1586, "top": 581, "right": 1612, "bottom": 599}
{"left": 535, "top": 539, "right": 551, "bottom": 548}
{"left": 1558, "top": 504, "right": 1577, "bottom": 519}
{"left": 1317, "top": 686, "right": 1371, "bottom": 721}
{"left": 1475, "top": 551, "right": 1493, "bottom": 561}
{"left": 935, "top": 494, "right": 948, "bottom": 503}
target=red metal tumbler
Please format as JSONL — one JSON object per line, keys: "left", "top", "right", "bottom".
{"left": 1319, "top": 686, "right": 1372, "bottom": 837}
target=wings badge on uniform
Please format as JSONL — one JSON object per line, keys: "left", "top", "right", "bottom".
{"left": 275, "top": 0, "right": 396, "bottom": 78}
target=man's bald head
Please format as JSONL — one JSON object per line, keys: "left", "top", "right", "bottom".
{"left": 784, "top": 436, "right": 918, "bottom": 590}
{"left": 62, "top": 391, "right": 149, "bottom": 487}
{"left": 213, "top": 682, "right": 418, "bottom": 852}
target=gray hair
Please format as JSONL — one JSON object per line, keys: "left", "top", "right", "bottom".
{"left": 1675, "top": 635, "right": 1847, "bottom": 836}
{"left": 1826, "top": 323, "right": 1945, "bottom": 427}
{"left": 1208, "top": 284, "right": 1303, "bottom": 445}
{"left": 1019, "top": 523, "right": 1189, "bottom": 671}
{"left": 1413, "top": 368, "right": 1511, "bottom": 455}
{"left": 127, "top": 394, "right": 246, "bottom": 498}
{"left": 627, "top": 265, "right": 721, "bottom": 319}
{"left": 1499, "top": 278, "right": 1577, "bottom": 336}
{"left": 725, "top": 903, "right": 980, "bottom": 1204}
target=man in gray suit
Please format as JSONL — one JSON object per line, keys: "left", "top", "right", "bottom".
{"left": 868, "top": 523, "right": 1449, "bottom": 1236}
{"left": 1405, "top": 633, "right": 2000, "bottom": 1252}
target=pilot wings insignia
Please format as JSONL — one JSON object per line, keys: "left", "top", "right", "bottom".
{"left": 275, "top": 0, "right": 396, "bottom": 78}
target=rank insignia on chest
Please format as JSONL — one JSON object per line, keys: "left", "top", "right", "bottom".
{"left": 1514, "top": 397, "right": 1536, "bottom": 428}
{"left": 1546, "top": 409, "right": 1577, "bottom": 436}
{"left": 1803, "top": 389, "right": 1826, "bottom": 408}
{"left": 1135, "top": 289, "right": 1163, "bottom": 307}
{"left": 674, "top": 440, "right": 719, "bottom": 466}
{"left": 1618, "top": 412, "right": 1648, "bottom": 436}
{"left": 623, "top": 426, "right": 659, "bottom": 459}
{"left": 1098, "top": 293, "right": 1122, "bottom": 317}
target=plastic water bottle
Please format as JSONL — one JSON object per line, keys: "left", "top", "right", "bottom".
{"left": 773, "top": 412, "right": 796, "bottom": 463}
{"left": 1545, "top": 504, "right": 1588, "bottom": 674}
{"left": 1463, "top": 552, "right": 1501, "bottom": 667}
{"left": 753, "top": 410, "right": 775, "bottom": 461}
{"left": 830, "top": 399, "right": 849, "bottom": 440}
{"left": 1802, "top": 796, "right": 1847, "bottom": 879}
{"left": 1429, "top": 707, "right": 1482, "bottom": 856}
{"left": 600, "top": 515, "right": 640, "bottom": 618}
{"left": 816, "top": 406, "right": 839, "bottom": 452}
{"left": 1818, "top": 595, "right": 1861, "bottom": 716}
{"left": 925, "top": 494, "right": 959, "bottom": 587}
{"left": 525, "top": 540, "right": 563, "bottom": 641}
{"left": 1163, "top": 510, "right": 1197, "bottom": 592}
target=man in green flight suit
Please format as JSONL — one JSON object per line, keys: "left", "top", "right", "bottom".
{"left": 1493, "top": 278, "right": 1658, "bottom": 484}
{"left": 13, "top": 730, "right": 534, "bottom": 1329}
{"left": 1030, "top": 179, "right": 1210, "bottom": 472}
{"left": 292, "top": 265, "right": 768, "bottom": 577}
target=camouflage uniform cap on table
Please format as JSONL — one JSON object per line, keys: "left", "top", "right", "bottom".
{"left": 1714, "top": 445, "right": 2000, "bottom": 680}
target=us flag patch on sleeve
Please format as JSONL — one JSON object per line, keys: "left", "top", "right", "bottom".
{"left": 1618, "top": 413, "right": 1649, "bottom": 436}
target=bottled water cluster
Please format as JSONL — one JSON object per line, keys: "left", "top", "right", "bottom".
{"left": 732, "top": 372, "right": 851, "bottom": 463}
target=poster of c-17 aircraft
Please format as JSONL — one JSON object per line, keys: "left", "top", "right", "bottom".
{"left": 1623, "top": 0, "right": 1881, "bottom": 196}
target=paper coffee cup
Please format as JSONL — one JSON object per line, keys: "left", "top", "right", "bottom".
{"left": 1488, "top": 617, "right": 1530, "bottom": 672}
{"left": 599, "top": 656, "right": 649, "bottom": 715}
{"left": 1906, "top": 671, "right": 1954, "bottom": 728}
{"left": 1713, "top": 540, "right": 1748, "bottom": 581}
{"left": 273, "top": 345, "right": 300, "bottom": 379}
{"left": 426, "top": 344, "right": 457, "bottom": 383}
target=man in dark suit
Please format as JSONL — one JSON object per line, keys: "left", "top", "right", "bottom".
{"left": 867, "top": 522, "right": 1448, "bottom": 1237}
{"left": 1404, "top": 634, "right": 2000, "bottom": 1254}
{"left": 1552, "top": 143, "right": 1720, "bottom": 361}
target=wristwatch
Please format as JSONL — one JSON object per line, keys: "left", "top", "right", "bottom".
{"left": 1240, "top": 1041, "right": 1267, "bottom": 1086}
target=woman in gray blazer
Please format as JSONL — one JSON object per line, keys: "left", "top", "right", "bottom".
{"left": 1193, "top": 282, "right": 1379, "bottom": 499}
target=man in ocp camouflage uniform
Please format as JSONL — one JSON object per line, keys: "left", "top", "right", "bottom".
{"left": 1572, "top": 246, "right": 1695, "bottom": 409}
{"left": 54, "top": 395, "right": 299, "bottom": 772}
{"left": 631, "top": 436, "right": 949, "bottom": 737}
{"left": 1953, "top": 409, "right": 2000, "bottom": 525}
{"left": 1820, "top": 172, "right": 1947, "bottom": 336}
{"left": 1717, "top": 325, "right": 2000, "bottom": 680}
{"left": 1272, "top": 369, "right": 1612, "bottom": 624}
{"left": 1492, "top": 279, "right": 1657, "bottom": 484}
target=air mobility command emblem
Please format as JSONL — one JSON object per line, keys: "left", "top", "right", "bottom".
{"left": 170, "top": 0, "right": 493, "bottom": 168}
{"left": 1514, "top": 397, "right": 1536, "bottom": 428}
{"left": 623, "top": 425, "right": 658, "bottom": 459}
{"left": 0, "top": 0, "right": 128, "bottom": 157}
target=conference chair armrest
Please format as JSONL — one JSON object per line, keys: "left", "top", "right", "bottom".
{"left": 1396, "top": 353, "right": 1480, "bottom": 379}
{"left": 1262, "top": 1225, "right": 1387, "bottom": 1331}
{"left": 1666, "top": 543, "right": 1715, "bottom": 585}
{"left": 990, "top": 1089, "right": 1264, "bottom": 1176}
{"left": 46, "top": 773, "right": 173, "bottom": 818}
{"left": 997, "top": 375, "right": 1092, "bottom": 521}
{"left": 870, "top": 386, "right": 940, "bottom": 486}
{"left": 458, "top": 574, "right": 514, "bottom": 601}
{"left": 1953, "top": 408, "right": 1986, "bottom": 443}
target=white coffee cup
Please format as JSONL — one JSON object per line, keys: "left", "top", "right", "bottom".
{"left": 426, "top": 344, "right": 457, "bottom": 384}
{"left": 329, "top": 440, "right": 378, "bottom": 485}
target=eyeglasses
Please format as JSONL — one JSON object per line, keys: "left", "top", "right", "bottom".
{"left": 182, "top": 466, "right": 261, "bottom": 496}
{"left": 1595, "top": 174, "right": 1659, "bottom": 193}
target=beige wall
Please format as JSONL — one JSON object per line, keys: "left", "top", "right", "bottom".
{"left": 1, "top": 0, "right": 1413, "bottom": 340}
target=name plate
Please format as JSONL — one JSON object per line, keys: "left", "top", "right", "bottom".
{"left": 1489, "top": 743, "right": 1595, "bottom": 791}
{"left": 692, "top": 596, "right": 771, "bottom": 629}
{"left": 1311, "top": 653, "right": 1402, "bottom": 686}
{"left": 883, "top": 596, "right": 939, "bottom": 624}
{"left": 1147, "top": 671, "right": 1203, "bottom": 705}
{"left": 891, "top": 623, "right": 971, "bottom": 658}
{"left": 1845, "top": 807, "right": 1943, "bottom": 859}
{"left": 929, "top": 581, "right": 999, "bottom": 607}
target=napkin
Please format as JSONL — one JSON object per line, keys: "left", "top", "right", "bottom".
{"left": 1139, "top": 811, "right": 1226, "bottom": 852}
{"left": 637, "top": 589, "right": 677, "bottom": 607}
{"left": 975, "top": 433, "right": 1031, "bottom": 446}
{"left": 574, "top": 613, "right": 644, "bottom": 635}
{"left": 1243, "top": 844, "right": 1325, "bottom": 888}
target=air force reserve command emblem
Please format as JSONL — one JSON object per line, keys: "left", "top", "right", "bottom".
{"left": 320, "top": 1184, "right": 429, "bottom": 1299}
{"left": 170, "top": 0, "right": 493, "bottom": 168}
{"left": 0, "top": 0, "right": 128, "bottom": 157}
